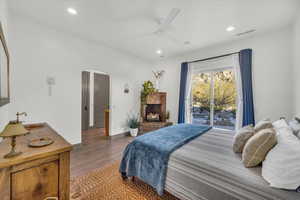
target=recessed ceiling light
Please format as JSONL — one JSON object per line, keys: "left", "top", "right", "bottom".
{"left": 67, "top": 8, "right": 78, "bottom": 15}
{"left": 156, "top": 49, "right": 163, "bottom": 55}
{"left": 226, "top": 26, "right": 236, "bottom": 32}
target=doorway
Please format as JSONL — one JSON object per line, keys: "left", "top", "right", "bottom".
{"left": 190, "top": 69, "right": 237, "bottom": 130}
{"left": 81, "top": 71, "right": 110, "bottom": 143}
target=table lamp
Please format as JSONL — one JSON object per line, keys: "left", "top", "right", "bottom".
{"left": 0, "top": 112, "right": 29, "bottom": 158}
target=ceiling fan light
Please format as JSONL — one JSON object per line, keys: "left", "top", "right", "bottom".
{"left": 67, "top": 8, "right": 78, "bottom": 15}
{"left": 226, "top": 26, "right": 236, "bottom": 32}
{"left": 156, "top": 49, "right": 163, "bottom": 55}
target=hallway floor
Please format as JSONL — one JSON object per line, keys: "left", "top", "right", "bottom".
{"left": 70, "top": 128, "right": 133, "bottom": 177}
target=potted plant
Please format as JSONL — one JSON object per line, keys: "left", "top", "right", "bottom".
{"left": 166, "top": 111, "right": 170, "bottom": 122}
{"left": 127, "top": 115, "right": 140, "bottom": 137}
{"left": 141, "top": 81, "right": 156, "bottom": 104}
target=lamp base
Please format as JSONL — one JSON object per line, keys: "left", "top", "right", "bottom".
{"left": 3, "top": 135, "right": 23, "bottom": 159}
{"left": 4, "top": 151, "right": 22, "bottom": 159}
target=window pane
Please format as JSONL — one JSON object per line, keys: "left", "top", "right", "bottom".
{"left": 213, "top": 70, "right": 237, "bottom": 130}
{"left": 191, "top": 72, "right": 211, "bottom": 126}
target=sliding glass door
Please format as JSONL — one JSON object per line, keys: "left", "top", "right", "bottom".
{"left": 191, "top": 69, "right": 237, "bottom": 130}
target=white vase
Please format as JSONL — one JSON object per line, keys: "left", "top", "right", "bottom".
{"left": 130, "top": 128, "right": 138, "bottom": 137}
{"left": 155, "top": 79, "right": 160, "bottom": 91}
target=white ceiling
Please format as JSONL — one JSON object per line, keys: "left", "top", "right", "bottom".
{"left": 8, "top": 0, "right": 300, "bottom": 61}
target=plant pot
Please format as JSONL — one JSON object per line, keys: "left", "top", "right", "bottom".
{"left": 130, "top": 128, "right": 138, "bottom": 137}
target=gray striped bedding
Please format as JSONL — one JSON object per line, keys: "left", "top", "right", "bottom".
{"left": 165, "top": 129, "right": 299, "bottom": 200}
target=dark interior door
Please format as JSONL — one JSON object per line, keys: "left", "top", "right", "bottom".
{"left": 81, "top": 71, "right": 90, "bottom": 131}
{"left": 94, "top": 73, "right": 109, "bottom": 128}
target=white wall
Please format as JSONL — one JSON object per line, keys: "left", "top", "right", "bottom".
{"left": 0, "top": 0, "right": 10, "bottom": 131}
{"left": 6, "top": 14, "right": 152, "bottom": 144}
{"left": 294, "top": 14, "right": 300, "bottom": 116}
{"left": 156, "top": 27, "right": 294, "bottom": 123}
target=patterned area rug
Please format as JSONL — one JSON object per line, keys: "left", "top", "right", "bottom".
{"left": 70, "top": 161, "right": 178, "bottom": 200}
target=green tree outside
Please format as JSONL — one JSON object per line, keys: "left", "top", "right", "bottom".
{"left": 192, "top": 70, "right": 237, "bottom": 114}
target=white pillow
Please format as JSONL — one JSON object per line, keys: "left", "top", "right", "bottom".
{"left": 262, "top": 119, "right": 300, "bottom": 190}
{"left": 289, "top": 119, "right": 300, "bottom": 139}
{"left": 272, "top": 119, "right": 298, "bottom": 143}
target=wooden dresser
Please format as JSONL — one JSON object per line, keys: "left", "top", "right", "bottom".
{"left": 0, "top": 123, "right": 72, "bottom": 200}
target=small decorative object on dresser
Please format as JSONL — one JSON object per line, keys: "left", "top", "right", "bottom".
{"left": 28, "top": 137, "right": 54, "bottom": 147}
{"left": 0, "top": 123, "right": 72, "bottom": 200}
{"left": 0, "top": 112, "right": 29, "bottom": 158}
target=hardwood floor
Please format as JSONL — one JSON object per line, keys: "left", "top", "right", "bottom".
{"left": 70, "top": 128, "right": 133, "bottom": 178}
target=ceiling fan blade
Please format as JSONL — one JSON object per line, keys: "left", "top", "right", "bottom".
{"left": 154, "top": 8, "right": 181, "bottom": 34}
{"left": 162, "top": 8, "right": 181, "bottom": 26}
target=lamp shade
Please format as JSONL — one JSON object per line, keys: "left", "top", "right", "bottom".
{"left": 0, "top": 121, "right": 29, "bottom": 138}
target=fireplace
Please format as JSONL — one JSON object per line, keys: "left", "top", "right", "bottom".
{"left": 141, "top": 92, "right": 166, "bottom": 122}
{"left": 140, "top": 92, "right": 172, "bottom": 133}
{"left": 146, "top": 104, "right": 162, "bottom": 122}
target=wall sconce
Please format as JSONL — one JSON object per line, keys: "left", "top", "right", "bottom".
{"left": 46, "top": 76, "right": 55, "bottom": 96}
{"left": 124, "top": 83, "right": 129, "bottom": 94}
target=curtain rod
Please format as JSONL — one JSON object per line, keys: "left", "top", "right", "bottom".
{"left": 187, "top": 51, "right": 239, "bottom": 64}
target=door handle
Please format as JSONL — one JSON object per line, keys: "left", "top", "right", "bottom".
{"left": 84, "top": 106, "right": 88, "bottom": 111}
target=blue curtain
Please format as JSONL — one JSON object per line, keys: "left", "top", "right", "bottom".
{"left": 178, "top": 62, "right": 188, "bottom": 123}
{"left": 239, "top": 49, "right": 255, "bottom": 126}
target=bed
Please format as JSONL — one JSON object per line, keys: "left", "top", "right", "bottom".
{"left": 120, "top": 125, "right": 300, "bottom": 200}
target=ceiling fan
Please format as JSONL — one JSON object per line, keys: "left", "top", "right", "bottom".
{"left": 153, "top": 8, "right": 181, "bottom": 35}
{"left": 150, "top": 8, "right": 190, "bottom": 47}
{"left": 121, "top": 8, "right": 184, "bottom": 47}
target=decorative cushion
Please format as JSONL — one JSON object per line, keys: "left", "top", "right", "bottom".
{"left": 233, "top": 125, "right": 255, "bottom": 153}
{"left": 254, "top": 119, "right": 273, "bottom": 133}
{"left": 242, "top": 128, "right": 277, "bottom": 168}
{"left": 254, "top": 119, "right": 273, "bottom": 132}
{"left": 289, "top": 119, "right": 300, "bottom": 138}
{"left": 262, "top": 119, "right": 300, "bottom": 190}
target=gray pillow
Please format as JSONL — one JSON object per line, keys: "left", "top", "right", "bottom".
{"left": 254, "top": 119, "right": 273, "bottom": 132}
{"left": 233, "top": 125, "right": 255, "bottom": 153}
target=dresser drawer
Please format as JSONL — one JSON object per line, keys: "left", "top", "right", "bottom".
{"left": 11, "top": 160, "right": 59, "bottom": 200}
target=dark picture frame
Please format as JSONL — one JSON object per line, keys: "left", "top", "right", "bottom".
{"left": 0, "top": 22, "right": 10, "bottom": 107}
